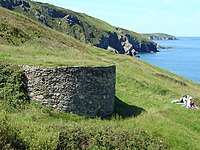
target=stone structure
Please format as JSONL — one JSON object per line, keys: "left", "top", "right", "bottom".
{"left": 22, "top": 65, "right": 116, "bottom": 117}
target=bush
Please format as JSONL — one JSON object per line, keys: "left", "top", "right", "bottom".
{"left": 0, "top": 62, "right": 29, "bottom": 111}
{"left": 0, "top": 111, "right": 28, "bottom": 149}
{"left": 56, "top": 127, "right": 168, "bottom": 150}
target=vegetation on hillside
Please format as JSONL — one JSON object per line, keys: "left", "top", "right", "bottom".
{"left": 0, "top": 0, "right": 158, "bottom": 54}
{"left": 0, "top": 7, "right": 110, "bottom": 66}
{"left": 1, "top": 6, "right": 200, "bottom": 150}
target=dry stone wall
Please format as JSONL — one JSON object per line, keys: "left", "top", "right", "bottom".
{"left": 22, "top": 65, "right": 116, "bottom": 117}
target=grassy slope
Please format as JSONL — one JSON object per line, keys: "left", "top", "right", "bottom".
{"left": 1, "top": 7, "right": 200, "bottom": 149}
{"left": 4, "top": 0, "right": 155, "bottom": 46}
{"left": 0, "top": 7, "right": 111, "bottom": 66}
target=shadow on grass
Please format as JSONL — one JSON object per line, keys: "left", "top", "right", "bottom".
{"left": 114, "top": 96, "right": 146, "bottom": 118}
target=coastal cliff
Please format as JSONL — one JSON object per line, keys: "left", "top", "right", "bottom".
{"left": 0, "top": 0, "right": 158, "bottom": 55}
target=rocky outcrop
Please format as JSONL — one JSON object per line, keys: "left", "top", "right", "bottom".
{"left": 0, "top": 0, "right": 30, "bottom": 10}
{"left": 157, "top": 45, "right": 172, "bottom": 49}
{"left": 143, "top": 33, "right": 178, "bottom": 40}
{"left": 149, "top": 36, "right": 177, "bottom": 40}
{"left": 125, "top": 34, "right": 157, "bottom": 53}
{"left": 97, "top": 32, "right": 157, "bottom": 55}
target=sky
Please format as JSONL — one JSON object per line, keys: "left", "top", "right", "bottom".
{"left": 36, "top": 0, "right": 200, "bottom": 36}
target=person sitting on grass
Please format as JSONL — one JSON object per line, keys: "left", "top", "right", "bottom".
{"left": 172, "top": 95, "right": 199, "bottom": 109}
{"left": 188, "top": 96, "right": 199, "bottom": 109}
{"left": 171, "top": 94, "right": 188, "bottom": 104}
{"left": 181, "top": 95, "right": 188, "bottom": 104}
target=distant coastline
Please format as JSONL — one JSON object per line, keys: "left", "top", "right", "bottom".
{"left": 142, "top": 33, "right": 178, "bottom": 40}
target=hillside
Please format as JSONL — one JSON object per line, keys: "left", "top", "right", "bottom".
{"left": 1, "top": 6, "right": 200, "bottom": 150}
{"left": 0, "top": 0, "right": 158, "bottom": 55}
{"left": 0, "top": 7, "right": 110, "bottom": 66}
{"left": 143, "top": 33, "right": 177, "bottom": 40}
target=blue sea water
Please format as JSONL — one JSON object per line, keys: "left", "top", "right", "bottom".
{"left": 139, "top": 37, "right": 200, "bottom": 83}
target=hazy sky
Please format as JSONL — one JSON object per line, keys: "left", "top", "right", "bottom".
{"left": 36, "top": 0, "right": 200, "bottom": 36}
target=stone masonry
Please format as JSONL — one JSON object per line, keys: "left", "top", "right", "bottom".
{"left": 22, "top": 65, "right": 116, "bottom": 117}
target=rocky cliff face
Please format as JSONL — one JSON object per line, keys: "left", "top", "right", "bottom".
{"left": 0, "top": 0, "right": 30, "bottom": 10}
{"left": 96, "top": 32, "right": 157, "bottom": 55}
{"left": 0, "top": 0, "right": 158, "bottom": 55}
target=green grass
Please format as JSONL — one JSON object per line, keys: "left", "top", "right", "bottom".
{"left": 1, "top": 7, "right": 200, "bottom": 149}
{"left": 0, "top": 41, "right": 111, "bottom": 66}
{"left": 0, "top": 7, "right": 112, "bottom": 66}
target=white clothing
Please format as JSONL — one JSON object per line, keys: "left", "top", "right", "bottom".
{"left": 186, "top": 98, "right": 191, "bottom": 109}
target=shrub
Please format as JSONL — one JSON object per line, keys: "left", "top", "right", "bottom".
{"left": 0, "top": 62, "right": 29, "bottom": 111}
{"left": 56, "top": 127, "right": 168, "bottom": 150}
{"left": 0, "top": 111, "right": 28, "bottom": 149}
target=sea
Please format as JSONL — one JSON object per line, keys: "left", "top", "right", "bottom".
{"left": 139, "top": 37, "right": 200, "bottom": 83}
